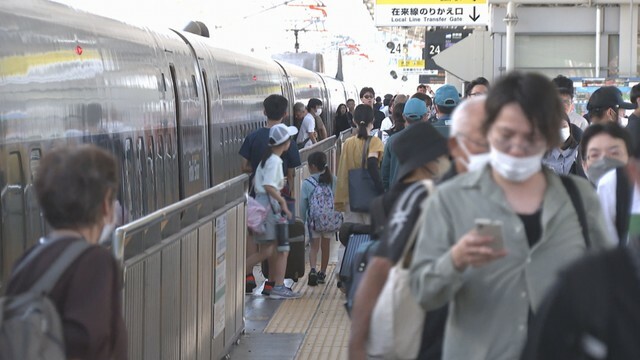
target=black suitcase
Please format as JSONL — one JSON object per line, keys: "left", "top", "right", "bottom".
{"left": 261, "top": 240, "right": 306, "bottom": 282}
{"left": 339, "top": 234, "right": 373, "bottom": 289}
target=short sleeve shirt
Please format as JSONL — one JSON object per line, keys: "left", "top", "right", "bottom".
{"left": 239, "top": 127, "right": 301, "bottom": 174}
{"left": 254, "top": 154, "right": 285, "bottom": 194}
{"left": 374, "top": 182, "right": 430, "bottom": 262}
{"left": 297, "top": 113, "right": 316, "bottom": 147}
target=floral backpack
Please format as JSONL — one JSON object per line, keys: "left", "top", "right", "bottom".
{"left": 306, "top": 177, "right": 343, "bottom": 233}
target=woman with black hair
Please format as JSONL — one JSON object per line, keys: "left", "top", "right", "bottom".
{"left": 333, "top": 103, "right": 351, "bottom": 137}
{"left": 542, "top": 114, "right": 581, "bottom": 175}
{"left": 335, "top": 104, "right": 384, "bottom": 224}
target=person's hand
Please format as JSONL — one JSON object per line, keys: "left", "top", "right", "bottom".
{"left": 282, "top": 205, "right": 293, "bottom": 220}
{"left": 451, "top": 230, "right": 507, "bottom": 271}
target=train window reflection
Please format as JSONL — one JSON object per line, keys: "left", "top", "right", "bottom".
{"left": 7, "top": 151, "right": 24, "bottom": 187}
{"left": 147, "top": 136, "right": 156, "bottom": 212}
{"left": 29, "top": 149, "right": 41, "bottom": 182}
{"left": 123, "top": 138, "right": 134, "bottom": 220}
{"left": 136, "top": 137, "right": 146, "bottom": 215}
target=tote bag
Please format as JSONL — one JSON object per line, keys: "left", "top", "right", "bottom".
{"left": 367, "top": 180, "right": 434, "bottom": 359}
{"left": 348, "top": 137, "right": 380, "bottom": 213}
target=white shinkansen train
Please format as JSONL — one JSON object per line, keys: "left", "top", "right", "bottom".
{"left": 0, "top": 0, "right": 357, "bottom": 283}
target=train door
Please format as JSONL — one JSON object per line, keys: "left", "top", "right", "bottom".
{"left": 167, "top": 62, "right": 208, "bottom": 198}
{"left": 1, "top": 148, "right": 26, "bottom": 286}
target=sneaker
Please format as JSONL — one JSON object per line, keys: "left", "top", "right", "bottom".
{"left": 262, "top": 281, "right": 275, "bottom": 296}
{"left": 308, "top": 269, "right": 318, "bottom": 286}
{"left": 270, "top": 285, "right": 302, "bottom": 300}
{"left": 246, "top": 275, "right": 257, "bottom": 294}
{"left": 317, "top": 271, "right": 326, "bottom": 284}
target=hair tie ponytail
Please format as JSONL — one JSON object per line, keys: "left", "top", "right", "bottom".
{"left": 359, "top": 121, "right": 365, "bottom": 126}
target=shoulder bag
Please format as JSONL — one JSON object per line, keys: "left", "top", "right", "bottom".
{"left": 348, "top": 136, "right": 380, "bottom": 213}
{"left": 367, "top": 180, "right": 434, "bottom": 359}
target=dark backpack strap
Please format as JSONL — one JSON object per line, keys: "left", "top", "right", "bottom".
{"left": 560, "top": 175, "right": 591, "bottom": 248}
{"left": 29, "top": 240, "right": 92, "bottom": 295}
{"left": 615, "top": 167, "right": 633, "bottom": 245}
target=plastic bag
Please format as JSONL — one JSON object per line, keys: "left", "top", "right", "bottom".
{"left": 247, "top": 196, "right": 267, "bottom": 234}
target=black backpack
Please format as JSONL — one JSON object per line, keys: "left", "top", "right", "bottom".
{"left": 0, "top": 240, "right": 91, "bottom": 360}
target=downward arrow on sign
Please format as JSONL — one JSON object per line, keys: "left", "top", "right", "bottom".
{"left": 469, "top": 6, "right": 480, "bottom": 21}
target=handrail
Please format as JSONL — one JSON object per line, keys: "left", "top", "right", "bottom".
{"left": 113, "top": 174, "right": 249, "bottom": 264}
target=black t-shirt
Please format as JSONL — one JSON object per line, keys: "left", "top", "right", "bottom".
{"left": 374, "top": 181, "right": 430, "bottom": 262}
{"left": 627, "top": 113, "right": 640, "bottom": 150}
{"left": 518, "top": 209, "right": 542, "bottom": 248}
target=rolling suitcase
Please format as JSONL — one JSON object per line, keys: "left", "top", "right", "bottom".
{"left": 262, "top": 219, "right": 306, "bottom": 282}
{"left": 339, "top": 234, "right": 373, "bottom": 292}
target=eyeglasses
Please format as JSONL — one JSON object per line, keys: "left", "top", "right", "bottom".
{"left": 363, "top": 95, "right": 374, "bottom": 99}
{"left": 490, "top": 131, "right": 546, "bottom": 155}
{"left": 456, "top": 133, "right": 489, "bottom": 151}
{"left": 468, "top": 92, "right": 485, "bottom": 97}
{"left": 561, "top": 99, "right": 573, "bottom": 106}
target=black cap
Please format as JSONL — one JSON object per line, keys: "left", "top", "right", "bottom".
{"left": 587, "top": 86, "right": 636, "bottom": 111}
{"left": 393, "top": 122, "right": 449, "bottom": 181}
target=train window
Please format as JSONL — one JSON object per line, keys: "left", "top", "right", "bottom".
{"left": 191, "top": 75, "right": 198, "bottom": 98}
{"left": 147, "top": 136, "right": 157, "bottom": 212}
{"left": 136, "top": 137, "right": 146, "bottom": 214}
{"left": 29, "top": 149, "right": 41, "bottom": 182}
{"left": 7, "top": 151, "right": 24, "bottom": 186}
{"left": 123, "top": 138, "right": 134, "bottom": 220}
{"left": 157, "top": 135, "right": 165, "bottom": 208}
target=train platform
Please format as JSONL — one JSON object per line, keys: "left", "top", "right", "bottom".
{"left": 230, "top": 241, "right": 348, "bottom": 359}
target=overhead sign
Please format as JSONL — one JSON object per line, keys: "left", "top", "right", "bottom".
{"left": 398, "top": 59, "right": 426, "bottom": 68}
{"left": 375, "top": 0, "right": 489, "bottom": 27}
{"left": 423, "top": 28, "right": 473, "bottom": 71}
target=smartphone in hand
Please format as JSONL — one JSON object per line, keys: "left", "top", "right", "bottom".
{"left": 475, "top": 218, "right": 504, "bottom": 252}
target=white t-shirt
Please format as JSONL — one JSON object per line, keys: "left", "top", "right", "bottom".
{"left": 254, "top": 154, "right": 285, "bottom": 194}
{"left": 596, "top": 168, "right": 640, "bottom": 244}
{"left": 568, "top": 112, "right": 589, "bottom": 131}
{"left": 380, "top": 116, "right": 393, "bottom": 131}
{"left": 296, "top": 113, "right": 316, "bottom": 148}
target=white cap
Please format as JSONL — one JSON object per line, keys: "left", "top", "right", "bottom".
{"left": 269, "top": 124, "right": 298, "bottom": 146}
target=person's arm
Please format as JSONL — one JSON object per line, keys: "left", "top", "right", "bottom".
{"left": 264, "top": 185, "right": 291, "bottom": 219}
{"left": 309, "top": 131, "right": 318, "bottom": 144}
{"left": 241, "top": 158, "right": 252, "bottom": 174}
{"left": 300, "top": 180, "right": 311, "bottom": 223}
{"left": 349, "top": 257, "right": 392, "bottom": 360}
{"left": 367, "top": 156, "right": 384, "bottom": 194}
{"left": 409, "top": 192, "right": 504, "bottom": 310}
{"left": 287, "top": 168, "right": 295, "bottom": 197}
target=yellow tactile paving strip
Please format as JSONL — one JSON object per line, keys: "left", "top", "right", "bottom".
{"left": 263, "top": 263, "right": 349, "bottom": 360}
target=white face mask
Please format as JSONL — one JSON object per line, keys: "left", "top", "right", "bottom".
{"left": 316, "top": 108, "right": 322, "bottom": 116}
{"left": 560, "top": 127, "right": 571, "bottom": 142}
{"left": 489, "top": 147, "right": 545, "bottom": 182}
{"left": 457, "top": 136, "right": 490, "bottom": 172}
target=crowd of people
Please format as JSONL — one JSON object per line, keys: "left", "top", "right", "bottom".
{"left": 6, "top": 72, "right": 640, "bottom": 359}
{"left": 240, "top": 74, "right": 640, "bottom": 359}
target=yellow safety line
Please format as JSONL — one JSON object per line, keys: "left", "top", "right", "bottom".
{"left": 262, "top": 263, "right": 349, "bottom": 359}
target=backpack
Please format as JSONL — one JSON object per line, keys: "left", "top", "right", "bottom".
{"left": 0, "top": 240, "right": 91, "bottom": 360}
{"left": 306, "top": 177, "right": 343, "bottom": 233}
